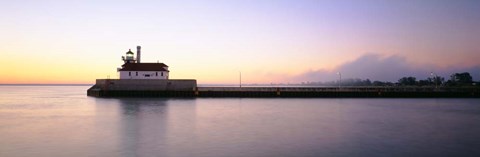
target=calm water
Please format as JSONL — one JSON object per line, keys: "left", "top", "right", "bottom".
{"left": 1, "top": 86, "right": 480, "bottom": 157}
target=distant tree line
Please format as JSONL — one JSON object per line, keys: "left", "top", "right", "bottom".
{"left": 300, "top": 78, "right": 395, "bottom": 86}
{"left": 299, "top": 72, "right": 477, "bottom": 87}
{"left": 398, "top": 72, "right": 475, "bottom": 86}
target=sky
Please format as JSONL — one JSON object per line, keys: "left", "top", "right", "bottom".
{"left": 1, "top": 0, "right": 479, "bottom": 84}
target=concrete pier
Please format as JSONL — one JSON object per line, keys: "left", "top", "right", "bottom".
{"left": 87, "top": 79, "right": 197, "bottom": 97}
{"left": 87, "top": 81, "right": 480, "bottom": 98}
{"left": 193, "top": 87, "right": 479, "bottom": 98}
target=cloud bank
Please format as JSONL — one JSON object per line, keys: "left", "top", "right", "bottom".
{"left": 292, "top": 54, "right": 480, "bottom": 82}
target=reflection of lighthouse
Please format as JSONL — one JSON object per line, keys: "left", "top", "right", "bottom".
{"left": 113, "top": 98, "right": 198, "bottom": 157}
{"left": 116, "top": 99, "right": 170, "bottom": 156}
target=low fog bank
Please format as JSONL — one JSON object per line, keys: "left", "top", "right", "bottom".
{"left": 292, "top": 54, "right": 480, "bottom": 83}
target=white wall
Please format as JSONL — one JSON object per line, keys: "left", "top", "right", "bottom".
{"left": 119, "top": 71, "right": 169, "bottom": 79}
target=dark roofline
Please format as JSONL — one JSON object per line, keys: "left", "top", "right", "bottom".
{"left": 119, "top": 63, "right": 169, "bottom": 72}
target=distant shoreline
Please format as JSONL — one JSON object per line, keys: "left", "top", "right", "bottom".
{"left": 0, "top": 84, "right": 93, "bottom": 86}
{"left": 0, "top": 84, "right": 336, "bottom": 87}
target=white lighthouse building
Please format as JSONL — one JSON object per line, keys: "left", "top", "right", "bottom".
{"left": 118, "top": 46, "right": 169, "bottom": 79}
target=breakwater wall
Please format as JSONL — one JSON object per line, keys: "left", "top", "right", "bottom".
{"left": 195, "top": 87, "right": 478, "bottom": 98}
{"left": 87, "top": 79, "right": 196, "bottom": 97}
{"left": 87, "top": 82, "right": 480, "bottom": 98}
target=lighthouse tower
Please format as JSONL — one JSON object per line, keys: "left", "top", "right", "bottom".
{"left": 122, "top": 49, "right": 136, "bottom": 63}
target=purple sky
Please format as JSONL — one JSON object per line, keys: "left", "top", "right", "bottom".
{"left": 1, "top": 0, "right": 479, "bottom": 83}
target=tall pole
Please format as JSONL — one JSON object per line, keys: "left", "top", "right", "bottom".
{"left": 240, "top": 71, "right": 242, "bottom": 88}
{"left": 337, "top": 72, "right": 342, "bottom": 89}
{"left": 136, "top": 46, "right": 141, "bottom": 63}
{"left": 431, "top": 72, "right": 437, "bottom": 88}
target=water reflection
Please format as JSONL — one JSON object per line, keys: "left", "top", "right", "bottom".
{"left": 93, "top": 98, "right": 480, "bottom": 157}
{"left": 113, "top": 98, "right": 197, "bottom": 157}
{"left": 2, "top": 86, "right": 480, "bottom": 157}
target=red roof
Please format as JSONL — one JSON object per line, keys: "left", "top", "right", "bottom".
{"left": 119, "top": 63, "right": 169, "bottom": 71}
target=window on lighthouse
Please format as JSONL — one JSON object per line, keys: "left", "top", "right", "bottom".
{"left": 126, "top": 49, "right": 134, "bottom": 60}
{"left": 129, "top": 72, "right": 131, "bottom": 76}
{"left": 126, "top": 54, "right": 133, "bottom": 59}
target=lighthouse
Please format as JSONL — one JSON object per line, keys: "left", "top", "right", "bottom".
{"left": 122, "top": 49, "right": 136, "bottom": 63}
{"left": 118, "top": 46, "right": 169, "bottom": 79}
